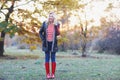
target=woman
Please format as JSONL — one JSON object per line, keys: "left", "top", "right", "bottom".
{"left": 39, "top": 12, "right": 60, "bottom": 79}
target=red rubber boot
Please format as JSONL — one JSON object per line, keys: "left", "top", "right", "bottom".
{"left": 45, "top": 62, "right": 51, "bottom": 79}
{"left": 51, "top": 62, "right": 56, "bottom": 79}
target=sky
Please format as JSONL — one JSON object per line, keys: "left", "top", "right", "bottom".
{"left": 69, "top": 0, "right": 120, "bottom": 29}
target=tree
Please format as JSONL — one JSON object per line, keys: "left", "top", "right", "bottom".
{"left": 0, "top": 0, "right": 17, "bottom": 56}
{"left": 75, "top": 1, "right": 93, "bottom": 57}
{"left": 0, "top": 0, "right": 37, "bottom": 56}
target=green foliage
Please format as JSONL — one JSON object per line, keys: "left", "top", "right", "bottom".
{"left": 0, "top": 21, "right": 19, "bottom": 38}
{"left": 0, "top": 21, "right": 8, "bottom": 31}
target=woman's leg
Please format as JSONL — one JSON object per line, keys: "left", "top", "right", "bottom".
{"left": 45, "top": 42, "right": 52, "bottom": 79}
{"left": 45, "top": 51, "right": 50, "bottom": 79}
{"left": 51, "top": 52, "right": 56, "bottom": 62}
{"left": 51, "top": 52, "right": 56, "bottom": 78}
{"left": 45, "top": 51, "right": 50, "bottom": 63}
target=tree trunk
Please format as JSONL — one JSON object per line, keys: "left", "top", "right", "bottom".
{"left": 0, "top": 0, "right": 15, "bottom": 56}
{"left": 81, "top": 44, "right": 87, "bottom": 57}
{"left": 61, "top": 42, "right": 65, "bottom": 51}
{"left": 0, "top": 31, "right": 5, "bottom": 56}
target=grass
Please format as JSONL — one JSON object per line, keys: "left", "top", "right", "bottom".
{"left": 0, "top": 47, "right": 120, "bottom": 80}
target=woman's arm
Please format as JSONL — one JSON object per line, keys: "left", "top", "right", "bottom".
{"left": 39, "top": 22, "right": 45, "bottom": 41}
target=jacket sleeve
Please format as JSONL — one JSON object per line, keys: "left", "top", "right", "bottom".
{"left": 39, "top": 22, "right": 45, "bottom": 41}
{"left": 56, "top": 23, "right": 60, "bottom": 36}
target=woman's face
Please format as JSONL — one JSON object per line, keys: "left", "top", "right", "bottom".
{"left": 49, "top": 15, "right": 54, "bottom": 23}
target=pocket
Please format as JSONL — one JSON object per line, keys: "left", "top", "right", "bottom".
{"left": 42, "top": 41, "right": 48, "bottom": 51}
{"left": 42, "top": 46, "right": 48, "bottom": 51}
{"left": 54, "top": 46, "right": 58, "bottom": 52}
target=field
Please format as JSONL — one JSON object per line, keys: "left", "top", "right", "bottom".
{"left": 0, "top": 47, "right": 120, "bottom": 80}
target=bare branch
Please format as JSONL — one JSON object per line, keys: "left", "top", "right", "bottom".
{"left": 0, "top": 10, "right": 6, "bottom": 15}
{"left": 0, "top": 0, "right": 7, "bottom": 9}
{"left": 5, "top": 0, "right": 15, "bottom": 21}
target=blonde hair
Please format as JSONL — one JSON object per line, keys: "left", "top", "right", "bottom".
{"left": 47, "top": 12, "right": 58, "bottom": 24}
{"left": 49, "top": 12, "right": 56, "bottom": 19}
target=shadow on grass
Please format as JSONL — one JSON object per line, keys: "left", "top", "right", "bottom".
{"left": 0, "top": 78, "right": 4, "bottom": 80}
{"left": 0, "top": 54, "right": 39, "bottom": 60}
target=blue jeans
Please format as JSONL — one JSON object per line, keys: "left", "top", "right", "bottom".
{"left": 45, "top": 42, "right": 56, "bottom": 63}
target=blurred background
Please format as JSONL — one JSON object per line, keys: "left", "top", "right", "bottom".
{"left": 0, "top": 0, "right": 120, "bottom": 56}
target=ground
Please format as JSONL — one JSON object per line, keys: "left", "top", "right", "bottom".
{"left": 0, "top": 47, "right": 120, "bottom": 80}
